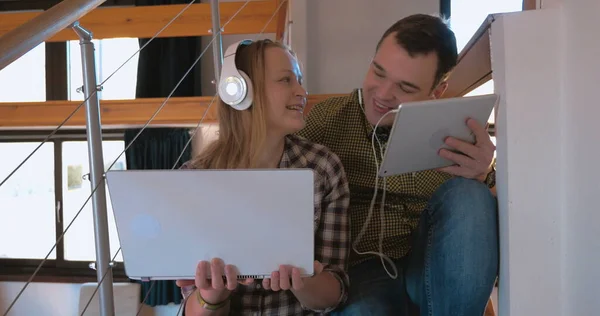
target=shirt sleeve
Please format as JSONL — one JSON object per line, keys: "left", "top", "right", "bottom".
{"left": 306, "top": 150, "right": 351, "bottom": 314}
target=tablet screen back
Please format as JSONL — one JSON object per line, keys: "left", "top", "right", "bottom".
{"left": 378, "top": 94, "right": 498, "bottom": 177}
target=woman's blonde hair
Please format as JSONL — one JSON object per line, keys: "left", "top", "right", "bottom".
{"left": 190, "top": 39, "right": 294, "bottom": 170}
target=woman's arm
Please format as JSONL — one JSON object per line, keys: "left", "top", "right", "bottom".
{"left": 292, "top": 151, "right": 351, "bottom": 312}
{"left": 183, "top": 287, "right": 230, "bottom": 316}
{"left": 178, "top": 258, "right": 243, "bottom": 316}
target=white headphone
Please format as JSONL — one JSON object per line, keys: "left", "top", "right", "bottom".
{"left": 218, "top": 39, "right": 254, "bottom": 111}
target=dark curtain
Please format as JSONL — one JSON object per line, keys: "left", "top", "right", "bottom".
{"left": 134, "top": 0, "right": 203, "bottom": 98}
{"left": 124, "top": 130, "right": 192, "bottom": 307}
{"left": 124, "top": 128, "right": 192, "bottom": 171}
{"left": 128, "top": 0, "right": 201, "bottom": 306}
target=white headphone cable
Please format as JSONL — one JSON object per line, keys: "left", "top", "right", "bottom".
{"left": 352, "top": 88, "right": 400, "bottom": 279}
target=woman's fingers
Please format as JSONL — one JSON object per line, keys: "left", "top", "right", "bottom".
{"left": 195, "top": 258, "right": 257, "bottom": 291}
{"left": 291, "top": 267, "right": 304, "bottom": 290}
{"left": 278, "top": 265, "right": 292, "bottom": 290}
{"left": 195, "top": 260, "right": 210, "bottom": 289}
{"left": 224, "top": 264, "right": 239, "bottom": 291}
{"left": 239, "top": 278, "right": 255, "bottom": 286}
{"left": 262, "top": 277, "right": 271, "bottom": 290}
{"left": 210, "top": 258, "right": 226, "bottom": 290}
{"left": 270, "top": 270, "right": 281, "bottom": 291}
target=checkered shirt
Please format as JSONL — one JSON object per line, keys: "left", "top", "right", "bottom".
{"left": 180, "top": 134, "right": 351, "bottom": 315}
{"left": 296, "top": 89, "right": 452, "bottom": 266}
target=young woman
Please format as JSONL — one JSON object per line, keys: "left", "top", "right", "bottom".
{"left": 176, "top": 39, "right": 350, "bottom": 315}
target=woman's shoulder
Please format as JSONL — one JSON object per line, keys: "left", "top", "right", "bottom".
{"left": 285, "top": 134, "right": 345, "bottom": 174}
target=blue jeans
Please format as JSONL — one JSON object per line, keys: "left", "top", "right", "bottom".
{"left": 332, "top": 177, "right": 499, "bottom": 316}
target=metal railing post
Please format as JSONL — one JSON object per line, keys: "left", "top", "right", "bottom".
{"left": 210, "top": 0, "right": 223, "bottom": 81}
{"left": 72, "top": 21, "right": 115, "bottom": 316}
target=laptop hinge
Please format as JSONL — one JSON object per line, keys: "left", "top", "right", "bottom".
{"left": 141, "top": 277, "right": 151, "bottom": 282}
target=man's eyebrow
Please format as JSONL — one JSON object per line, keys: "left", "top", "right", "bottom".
{"left": 372, "top": 61, "right": 421, "bottom": 91}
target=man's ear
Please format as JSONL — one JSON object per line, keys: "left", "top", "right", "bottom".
{"left": 431, "top": 81, "right": 448, "bottom": 99}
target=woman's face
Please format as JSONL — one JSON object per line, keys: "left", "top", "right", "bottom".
{"left": 263, "top": 47, "right": 308, "bottom": 136}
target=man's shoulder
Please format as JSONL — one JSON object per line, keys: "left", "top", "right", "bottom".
{"left": 308, "top": 91, "right": 357, "bottom": 119}
{"left": 297, "top": 90, "right": 360, "bottom": 143}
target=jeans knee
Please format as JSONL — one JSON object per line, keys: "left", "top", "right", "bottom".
{"left": 330, "top": 301, "right": 383, "bottom": 316}
{"left": 430, "top": 177, "right": 497, "bottom": 219}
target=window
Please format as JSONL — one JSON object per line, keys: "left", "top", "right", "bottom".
{"left": 450, "top": 0, "right": 523, "bottom": 125}
{"left": 450, "top": 1, "right": 523, "bottom": 53}
{"left": 0, "top": 135, "right": 128, "bottom": 279}
{"left": 62, "top": 141, "right": 126, "bottom": 262}
{"left": 67, "top": 38, "right": 140, "bottom": 101}
{"left": 0, "top": 142, "right": 55, "bottom": 260}
{"left": 0, "top": 43, "right": 46, "bottom": 102}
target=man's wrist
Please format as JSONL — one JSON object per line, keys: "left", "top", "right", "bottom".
{"left": 482, "top": 158, "right": 496, "bottom": 188}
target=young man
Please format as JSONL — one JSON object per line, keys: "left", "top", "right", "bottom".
{"left": 297, "top": 14, "right": 498, "bottom": 316}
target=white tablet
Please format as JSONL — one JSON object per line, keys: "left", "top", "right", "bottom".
{"left": 378, "top": 93, "right": 498, "bottom": 177}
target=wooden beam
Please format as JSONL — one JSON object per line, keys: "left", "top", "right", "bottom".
{"left": 275, "top": 0, "right": 288, "bottom": 42}
{"left": 0, "top": 1, "right": 278, "bottom": 42}
{"left": 443, "top": 15, "right": 494, "bottom": 98}
{"left": 0, "top": 94, "right": 343, "bottom": 129}
{"left": 523, "top": 0, "right": 538, "bottom": 10}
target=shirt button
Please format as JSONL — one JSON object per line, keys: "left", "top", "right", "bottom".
{"left": 256, "top": 284, "right": 261, "bottom": 289}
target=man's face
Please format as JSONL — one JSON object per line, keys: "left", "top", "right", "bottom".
{"left": 362, "top": 33, "right": 447, "bottom": 127}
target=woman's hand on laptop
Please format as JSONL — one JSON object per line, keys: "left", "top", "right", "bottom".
{"left": 261, "top": 260, "right": 324, "bottom": 291}
{"left": 262, "top": 261, "right": 342, "bottom": 310}
{"left": 176, "top": 258, "right": 253, "bottom": 304}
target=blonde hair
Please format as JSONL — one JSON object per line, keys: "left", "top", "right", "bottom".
{"left": 190, "top": 39, "right": 294, "bottom": 169}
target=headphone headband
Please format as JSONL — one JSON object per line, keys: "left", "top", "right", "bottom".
{"left": 218, "top": 39, "right": 254, "bottom": 111}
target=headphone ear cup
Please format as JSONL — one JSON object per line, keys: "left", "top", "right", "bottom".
{"left": 230, "top": 70, "right": 253, "bottom": 111}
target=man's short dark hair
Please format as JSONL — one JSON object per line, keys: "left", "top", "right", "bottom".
{"left": 376, "top": 14, "right": 458, "bottom": 89}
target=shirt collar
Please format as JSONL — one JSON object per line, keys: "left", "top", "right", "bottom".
{"left": 354, "top": 89, "right": 392, "bottom": 143}
{"left": 278, "top": 136, "right": 293, "bottom": 169}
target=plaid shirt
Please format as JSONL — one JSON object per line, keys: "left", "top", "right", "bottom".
{"left": 180, "top": 134, "right": 350, "bottom": 315}
{"left": 296, "top": 89, "right": 452, "bottom": 266}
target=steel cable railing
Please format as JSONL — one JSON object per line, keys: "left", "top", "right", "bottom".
{"left": 2, "top": 0, "right": 289, "bottom": 315}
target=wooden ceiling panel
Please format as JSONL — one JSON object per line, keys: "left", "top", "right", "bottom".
{"left": 0, "top": 94, "right": 344, "bottom": 129}
{"left": 0, "top": 1, "right": 278, "bottom": 42}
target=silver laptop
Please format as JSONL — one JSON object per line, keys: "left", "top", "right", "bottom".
{"left": 378, "top": 93, "right": 498, "bottom": 177}
{"left": 105, "top": 169, "right": 315, "bottom": 281}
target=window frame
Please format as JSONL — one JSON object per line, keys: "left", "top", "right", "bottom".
{"left": 0, "top": 129, "right": 129, "bottom": 282}
{"left": 1, "top": 0, "right": 138, "bottom": 283}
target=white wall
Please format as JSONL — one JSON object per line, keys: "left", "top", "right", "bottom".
{"left": 199, "top": 0, "right": 439, "bottom": 96}
{"left": 292, "top": 0, "right": 439, "bottom": 94}
{"left": 492, "top": 0, "right": 600, "bottom": 315}
{"left": 491, "top": 8, "right": 565, "bottom": 316}
{"left": 561, "top": 0, "right": 600, "bottom": 315}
